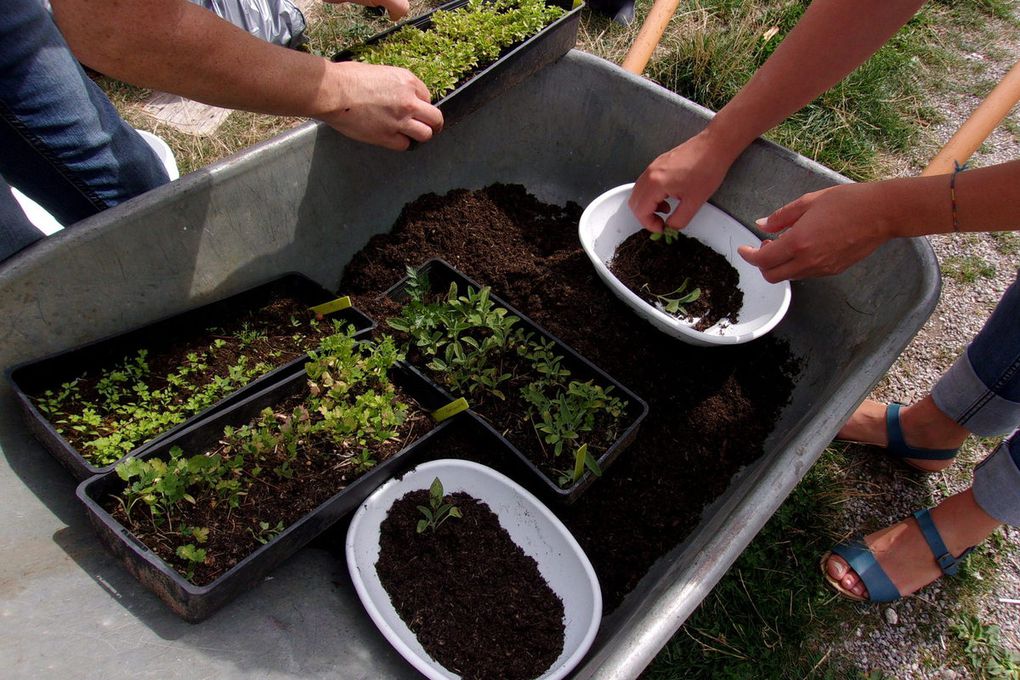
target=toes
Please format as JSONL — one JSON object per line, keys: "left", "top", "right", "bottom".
{"left": 826, "top": 555, "right": 870, "bottom": 599}
{"left": 826, "top": 555, "right": 848, "bottom": 580}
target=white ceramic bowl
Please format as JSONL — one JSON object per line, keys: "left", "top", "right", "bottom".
{"left": 578, "top": 183, "right": 791, "bottom": 346}
{"left": 346, "top": 459, "right": 601, "bottom": 680}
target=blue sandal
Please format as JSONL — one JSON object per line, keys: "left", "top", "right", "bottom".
{"left": 884, "top": 403, "right": 959, "bottom": 469}
{"left": 821, "top": 508, "right": 974, "bottom": 602}
{"left": 838, "top": 402, "right": 958, "bottom": 471}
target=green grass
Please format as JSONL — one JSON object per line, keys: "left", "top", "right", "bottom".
{"left": 942, "top": 254, "right": 997, "bottom": 283}
{"left": 633, "top": 0, "right": 949, "bottom": 180}
{"left": 989, "top": 230, "right": 1020, "bottom": 256}
{"left": 952, "top": 614, "right": 1020, "bottom": 679}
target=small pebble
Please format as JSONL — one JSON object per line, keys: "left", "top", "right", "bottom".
{"left": 884, "top": 607, "right": 899, "bottom": 625}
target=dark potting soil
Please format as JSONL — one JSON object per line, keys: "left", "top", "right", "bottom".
{"left": 30, "top": 295, "right": 355, "bottom": 461}
{"left": 610, "top": 230, "right": 743, "bottom": 332}
{"left": 104, "top": 385, "right": 432, "bottom": 586}
{"left": 341, "top": 184, "right": 802, "bottom": 611}
{"left": 378, "top": 489, "right": 565, "bottom": 680}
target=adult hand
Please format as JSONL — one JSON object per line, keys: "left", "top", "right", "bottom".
{"left": 628, "top": 129, "right": 740, "bottom": 233}
{"left": 323, "top": 0, "right": 410, "bottom": 21}
{"left": 322, "top": 61, "right": 443, "bottom": 150}
{"left": 738, "top": 182, "right": 895, "bottom": 283}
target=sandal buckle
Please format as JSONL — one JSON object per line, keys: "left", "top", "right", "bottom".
{"left": 936, "top": 551, "right": 959, "bottom": 576}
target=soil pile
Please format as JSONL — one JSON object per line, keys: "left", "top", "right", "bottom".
{"left": 342, "top": 184, "right": 802, "bottom": 610}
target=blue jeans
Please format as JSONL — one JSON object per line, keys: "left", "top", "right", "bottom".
{"left": 0, "top": 0, "right": 169, "bottom": 262}
{"left": 932, "top": 269, "right": 1020, "bottom": 525}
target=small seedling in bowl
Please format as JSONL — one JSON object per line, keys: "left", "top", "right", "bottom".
{"left": 643, "top": 279, "right": 701, "bottom": 316}
{"left": 416, "top": 477, "right": 462, "bottom": 534}
{"left": 649, "top": 227, "right": 680, "bottom": 244}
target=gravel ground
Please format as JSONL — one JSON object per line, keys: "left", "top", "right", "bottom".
{"left": 826, "top": 5, "right": 1020, "bottom": 677}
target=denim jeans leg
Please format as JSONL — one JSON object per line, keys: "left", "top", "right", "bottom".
{"left": 972, "top": 431, "right": 1020, "bottom": 527}
{"left": 0, "top": 175, "right": 44, "bottom": 261}
{"left": 932, "top": 269, "right": 1020, "bottom": 436}
{"left": 0, "top": 0, "right": 169, "bottom": 234}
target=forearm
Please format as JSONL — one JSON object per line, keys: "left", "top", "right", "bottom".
{"left": 705, "top": 0, "right": 928, "bottom": 160}
{"left": 880, "top": 160, "right": 1020, "bottom": 238}
{"left": 51, "top": 0, "right": 341, "bottom": 119}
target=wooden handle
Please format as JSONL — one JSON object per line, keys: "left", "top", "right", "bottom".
{"left": 922, "top": 59, "right": 1020, "bottom": 176}
{"left": 621, "top": 0, "right": 682, "bottom": 75}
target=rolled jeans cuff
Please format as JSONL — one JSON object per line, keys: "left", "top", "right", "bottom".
{"left": 933, "top": 353, "right": 1020, "bottom": 436}
{"left": 972, "top": 438, "right": 1020, "bottom": 527}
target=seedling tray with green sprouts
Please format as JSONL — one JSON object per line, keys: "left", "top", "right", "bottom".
{"left": 381, "top": 259, "right": 648, "bottom": 503}
{"left": 9, "top": 274, "right": 373, "bottom": 480}
{"left": 333, "top": 0, "right": 582, "bottom": 127}
{"left": 77, "top": 331, "right": 460, "bottom": 622}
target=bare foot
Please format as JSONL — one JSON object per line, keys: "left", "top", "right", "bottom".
{"left": 823, "top": 489, "right": 1000, "bottom": 600}
{"left": 836, "top": 398, "right": 968, "bottom": 472}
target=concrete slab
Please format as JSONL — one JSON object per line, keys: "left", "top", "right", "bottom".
{"left": 141, "top": 92, "right": 233, "bottom": 137}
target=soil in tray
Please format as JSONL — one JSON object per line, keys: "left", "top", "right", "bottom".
{"left": 378, "top": 489, "right": 565, "bottom": 680}
{"left": 610, "top": 229, "right": 743, "bottom": 331}
{"left": 104, "top": 384, "right": 432, "bottom": 586}
{"left": 341, "top": 184, "right": 802, "bottom": 611}
{"left": 31, "top": 295, "right": 353, "bottom": 466}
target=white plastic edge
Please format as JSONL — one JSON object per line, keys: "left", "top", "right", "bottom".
{"left": 345, "top": 459, "right": 602, "bottom": 680}
{"left": 578, "top": 183, "right": 792, "bottom": 346}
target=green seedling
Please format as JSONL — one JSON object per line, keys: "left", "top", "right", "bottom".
{"left": 354, "top": 0, "right": 564, "bottom": 100}
{"left": 35, "top": 336, "right": 273, "bottom": 466}
{"left": 249, "top": 520, "right": 285, "bottom": 545}
{"left": 175, "top": 543, "right": 207, "bottom": 581}
{"left": 235, "top": 322, "right": 267, "bottom": 347}
{"left": 391, "top": 279, "right": 522, "bottom": 400}
{"left": 649, "top": 227, "right": 681, "bottom": 244}
{"left": 351, "top": 448, "right": 377, "bottom": 473}
{"left": 416, "top": 477, "right": 462, "bottom": 534}
{"left": 523, "top": 381, "right": 625, "bottom": 457}
{"left": 80, "top": 350, "right": 268, "bottom": 466}
{"left": 389, "top": 267, "right": 630, "bottom": 487}
{"left": 113, "top": 328, "right": 416, "bottom": 583}
{"left": 555, "top": 443, "right": 602, "bottom": 487}
{"left": 644, "top": 279, "right": 701, "bottom": 317}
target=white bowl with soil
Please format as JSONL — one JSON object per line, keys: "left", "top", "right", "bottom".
{"left": 346, "top": 459, "right": 601, "bottom": 680}
{"left": 579, "top": 183, "right": 791, "bottom": 346}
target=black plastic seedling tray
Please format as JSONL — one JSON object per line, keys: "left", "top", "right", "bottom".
{"left": 384, "top": 258, "right": 649, "bottom": 503}
{"left": 333, "top": 0, "right": 582, "bottom": 128}
{"left": 76, "top": 361, "right": 457, "bottom": 623}
{"left": 9, "top": 274, "right": 374, "bottom": 481}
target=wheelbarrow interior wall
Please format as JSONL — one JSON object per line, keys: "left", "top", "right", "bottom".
{"left": 0, "top": 51, "right": 938, "bottom": 679}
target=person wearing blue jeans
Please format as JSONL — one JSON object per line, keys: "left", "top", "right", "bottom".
{"left": 1, "top": 0, "right": 444, "bottom": 263}
{"left": 0, "top": 0, "right": 170, "bottom": 261}
{"left": 626, "top": 0, "right": 1020, "bottom": 603}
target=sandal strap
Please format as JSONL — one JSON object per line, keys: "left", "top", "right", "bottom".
{"left": 831, "top": 539, "right": 901, "bottom": 603}
{"left": 886, "top": 403, "right": 958, "bottom": 461}
{"left": 913, "top": 508, "right": 970, "bottom": 576}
